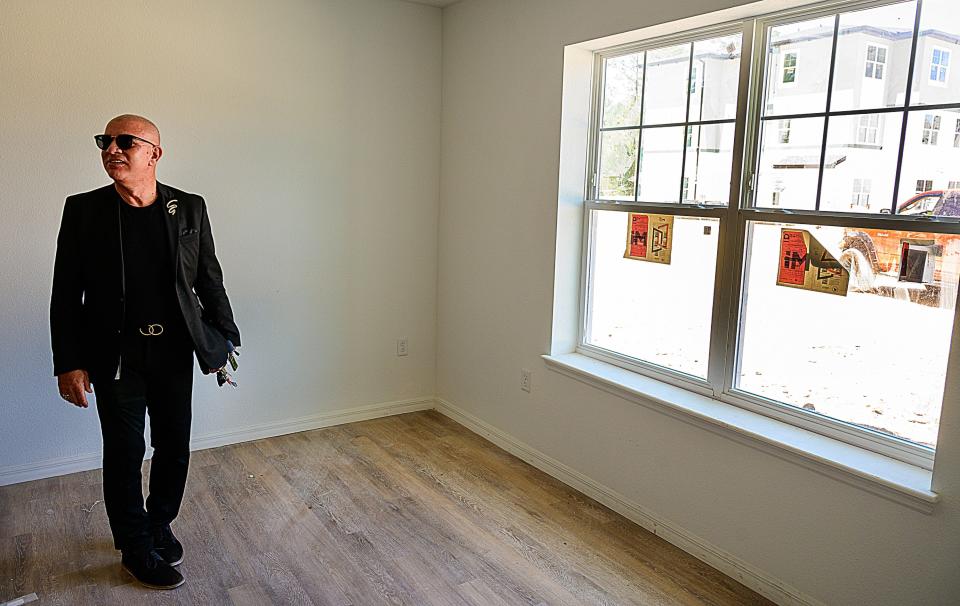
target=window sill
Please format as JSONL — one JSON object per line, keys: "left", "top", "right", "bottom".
{"left": 542, "top": 352, "right": 939, "bottom": 514}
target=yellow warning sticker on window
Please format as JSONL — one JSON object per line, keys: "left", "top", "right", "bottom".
{"left": 624, "top": 213, "right": 674, "bottom": 264}
{"left": 777, "top": 229, "right": 849, "bottom": 296}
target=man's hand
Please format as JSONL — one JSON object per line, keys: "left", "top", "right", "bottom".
{"left": 57, "top": 369, "right": 92, "bottom": 408}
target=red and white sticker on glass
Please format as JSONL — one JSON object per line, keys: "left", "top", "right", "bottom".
{"left": 625, "top": 213, "right": 674, "bottom": 265}
{"left": 776, "top": 229, "right": 849, "bottom": 296}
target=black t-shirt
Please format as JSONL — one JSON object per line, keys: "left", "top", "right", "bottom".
{"left": 117, "top": 191, "right": 192, "bottom": 369}
{"left": 119, "top": 197, "right": 172, "bottom": 328}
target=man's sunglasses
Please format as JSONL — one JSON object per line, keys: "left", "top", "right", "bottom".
{"left": 94, "top": 134, "right": 158, "bottom": 151}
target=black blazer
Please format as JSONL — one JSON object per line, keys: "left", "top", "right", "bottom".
{"left": 50, "top": 182, "right": 241, "bottom": 377}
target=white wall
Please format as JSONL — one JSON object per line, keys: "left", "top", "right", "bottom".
{"left": 0, "top": 0, "right": 440, "bottom": 476}
{"left": 438, "top": 1, "right": 960, "bottom": 605}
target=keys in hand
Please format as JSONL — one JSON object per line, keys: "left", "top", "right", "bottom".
{"left": 216, "top": 366, "right": 237, "bottom": 388}
{"left": 215, "top": 341, "right": 240, "bottom": 387}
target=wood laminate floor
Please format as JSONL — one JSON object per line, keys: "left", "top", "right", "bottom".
{"left": 0, "top": 410, "right": 773, "bottom": 605}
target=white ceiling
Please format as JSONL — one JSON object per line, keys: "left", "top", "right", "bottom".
{"left": 401, "top": 0, "right": 461, "bottom": 7}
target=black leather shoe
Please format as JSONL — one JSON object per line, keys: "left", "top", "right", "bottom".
{"left": 153, "top": 525, "right": 184, "bottom": 567}
{"left": 121, "top": 548, "right": 185, "bottom": 590}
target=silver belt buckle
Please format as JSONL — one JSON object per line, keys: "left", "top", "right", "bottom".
{"left": 139, "top": 323, "right": 164, "bottom": 336}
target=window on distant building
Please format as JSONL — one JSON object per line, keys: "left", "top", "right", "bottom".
{"left": 931, "top": 47, "right": 950, "bottom": 84}
{"left": 922, "top": 114, "right": 941, "bottom": 144}
{"left": 857, "top": 114, "right": 880, "bottom": 144}
{"left": 865, "top": 44, "right": 887, "bottom": 79}
{"left": 584, "top": 0, "right": 960, "bottom": 470}
{"left": 851, "top": 178, "right": 872, "bottom": 207}
{"left": 782, "top": 52, "right": 797, "bottom": 83}
{"left": 778, "top": 119, "right": 791, "bottom": 143}
{"left": 948, "top": 180, "right": 960, "bottom": 189}
{"left": 955, "top": 118, "right": 960, "bottom": 147}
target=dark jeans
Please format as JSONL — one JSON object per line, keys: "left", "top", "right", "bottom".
{"left": 91, "top": 329, "right": 194, "bottom": 552}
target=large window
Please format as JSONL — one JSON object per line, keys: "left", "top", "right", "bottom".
{"left": 584, "top": 0, "right": 960, "bottom": 467}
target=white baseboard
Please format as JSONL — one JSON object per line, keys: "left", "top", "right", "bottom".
{"left": 0, "top": 396, "right": 434, "bottom": 487}
{"left": 189, "top": 396, "right": 434, "bottom": 452}
{"left": 434, "top": 397, "right": 825, "bottom": 606}
{"left": 0, "top": 453, "right": 106, "bottom": 488}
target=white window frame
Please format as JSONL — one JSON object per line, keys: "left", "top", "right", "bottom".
{"left": 930, "top": 46, "right": 950, "bottom": 86}
{"left": 581, "top": 0, "right": 960, "bottom": 472}
{"left": 954, "top": 118, "right": 960, "bottom": 148}
{"left": 782, "top": 50, "right": 798, "bottom": 84}
{"left": 916, "top": 178, "right": 934, "bottom": 193}
{"left": 922, "top": 113, "right": 940, "bottom": 145}
{"left": 856, "top": 113, "right": 879, "bottom": 144}
{"left": 778, "top": 118, "right": 792, "bottom": 143}
{"left": 851, "top": 177, "right": 871, "bottom": 207}
{"left": 865, "top": 43, "right": 887, "bottom": 80}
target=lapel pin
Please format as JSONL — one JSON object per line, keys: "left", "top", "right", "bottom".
{"left": 166, "top": 199, "right": 178, "bottom": 216}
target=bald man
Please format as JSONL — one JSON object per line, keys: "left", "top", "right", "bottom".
{"left": 50, "top": 115, "right": 241, "bottom": 589}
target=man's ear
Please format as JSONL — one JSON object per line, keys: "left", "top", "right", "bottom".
{"left": 150, "top": 145, "right": 163, "bottom": 166}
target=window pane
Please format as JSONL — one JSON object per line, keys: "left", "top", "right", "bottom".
{"left": 764, "top": 17, "right": 835, "bottom": 116}
{"left": 598, "top": 129, "right": 639, "bottom": 201}
{"left": 830, "top": 2, "right": 916, "bottom": 112}
{"left": 682, "top": 123, "right": 736, "bottom": 204}
{"left": 896, "top": 108, "right": 960, "bottom": 215}
{"left": 638, "top": 126, "right": 684, "bottom": 202}
{"left": 755, "top": 117, "right": 825, "bottom": 210}
{"left": 910, "top": 0, "right": 960, "bottom": 106}
{"left": 602, "top": 52, "right": 645, "bottom": 128}
{"left": 643, "top": 44, "right": 692, "bottom": 125}
{"left": 586, "top": 210, "right": 719, "bottom": 379}
{"left": 737, "top": 221, "right": 960, "bottom": 448}
{"left": 820, "top": 113, "right": 902, "bottom": 213}
{"left": 689, "top": 34, "right": 742, "bottom": 122}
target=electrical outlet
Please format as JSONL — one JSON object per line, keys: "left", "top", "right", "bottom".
{"left": 397, "top": 338, "right": 408, "bottom": 356}
{"left": 520, "top": 368, "right": 532, "bottom": 392}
